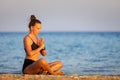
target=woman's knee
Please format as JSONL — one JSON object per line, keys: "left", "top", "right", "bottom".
{"left": 58, "top": 61, "right": 63, "bottom": 67}
{"left": 50, "top": 61, "right": 63, "bottom": 71}
{"left": 38, "top": 58, "right": 48, "bottom": 65}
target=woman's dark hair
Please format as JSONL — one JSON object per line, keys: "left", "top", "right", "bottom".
{"left": 28, "top": 15, "right": 41, "bottom": 29}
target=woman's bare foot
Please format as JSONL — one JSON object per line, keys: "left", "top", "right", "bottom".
{"left": 47, "top": 70, "right": 64, "bottom": 75}
{"left": 55, "top": 70, "right": 64, "bottom": 75}
{"left": 42, "top": 71, "right": 48, "bottom": 75}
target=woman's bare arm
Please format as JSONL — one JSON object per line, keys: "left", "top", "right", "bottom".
{"left": 24, "top": 36, "right": 44, "bottom": 57}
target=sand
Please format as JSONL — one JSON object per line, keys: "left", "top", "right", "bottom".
{"left": 0, "top": 74, "right": 120, "bottom": 80}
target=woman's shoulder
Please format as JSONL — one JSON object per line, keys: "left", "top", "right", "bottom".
{"left": 24, "top": 35, "right": 28, "bottom": 41}
{"left": 24, "top": 35, "right": 32, "bottom": 43}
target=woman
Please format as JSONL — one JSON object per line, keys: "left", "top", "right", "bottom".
{"left": 22, "top": 15, "right": 64, "bottom": 75}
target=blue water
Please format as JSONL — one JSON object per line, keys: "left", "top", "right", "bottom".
{"left": 0, "top": 32, "right": 120, "bottom": 75}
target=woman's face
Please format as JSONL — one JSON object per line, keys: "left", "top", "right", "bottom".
{"left": 31, "top": 23, "right": 42, "bottom": 35}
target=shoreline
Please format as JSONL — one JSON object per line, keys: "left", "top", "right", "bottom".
{"left": 0, "top": 74, "right": 120, "bottom": 80}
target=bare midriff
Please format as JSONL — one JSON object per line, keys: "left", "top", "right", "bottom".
{"left": 25, "top": 52, "right": 40, "bottom": 61}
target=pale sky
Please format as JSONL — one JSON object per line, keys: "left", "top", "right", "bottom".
{"left": 0, "top": 0, "right": 120, "bottom": 32}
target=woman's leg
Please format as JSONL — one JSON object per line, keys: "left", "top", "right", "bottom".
{"left": 54, "top": 70, "right": 64, "bottom": 75}
{"left": 49, "top": 61, "right": 64, "bottom": 74}
{"left": 39, "top": 61, "right": 64, "bottom": 75}
{"left": 23, "top": 58, "right": 56, "bottom": 74}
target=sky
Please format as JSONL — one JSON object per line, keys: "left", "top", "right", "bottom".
{"left": 0, "top": 0, "right": 120, "bottom": 32}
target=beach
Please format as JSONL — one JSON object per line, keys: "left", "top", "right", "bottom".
{"left": 0, "top": 74, "right": 120, "bottom": 80}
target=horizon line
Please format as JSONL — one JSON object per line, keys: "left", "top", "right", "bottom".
{"left": 0, "top": 31, "right": 120, "bottom": 33}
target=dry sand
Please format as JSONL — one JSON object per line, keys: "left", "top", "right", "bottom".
{"left": 0, "top": 74, "right": 120, "bottom": 80}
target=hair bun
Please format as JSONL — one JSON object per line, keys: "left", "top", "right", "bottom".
{"left": 30, "top": 15, "right": 36, "bottom": 21}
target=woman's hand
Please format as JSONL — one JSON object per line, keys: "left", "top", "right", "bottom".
{"left": 38, "top": 37, "right": 45, "bottom": 49}
{"left": 41, "top": 49, "right": 47, "bottom": 56}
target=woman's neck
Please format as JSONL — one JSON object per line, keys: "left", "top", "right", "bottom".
{"left": 29, "top": 32, "right": 37, "bottom": 37}
{"left": 29, "top": 32, "right": 38, "bottom": 44}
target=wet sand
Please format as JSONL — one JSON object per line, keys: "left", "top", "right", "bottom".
{"left": 0, "top": 74, "right": 120, "bottom": 80}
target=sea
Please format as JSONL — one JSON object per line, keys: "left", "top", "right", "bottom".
{"left": 0, "top": 32, "right": 120, "bottom": 75}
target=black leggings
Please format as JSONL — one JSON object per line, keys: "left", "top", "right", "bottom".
{"left": 22, "top": 59, "right": 35, "bottom": 73}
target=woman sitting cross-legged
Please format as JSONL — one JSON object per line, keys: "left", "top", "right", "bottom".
{"left": 22, "top": 15, "right": 64, "bottom": 75}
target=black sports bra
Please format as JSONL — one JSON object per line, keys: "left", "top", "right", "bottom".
{"left": 31, "top": 41, "right": 39, "bottom": 50}
{"left": 24, "top": 36, "right": 45, "bottom": 52}
{"left": 28, "top": 36, "right": 39, "bottom": 50}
